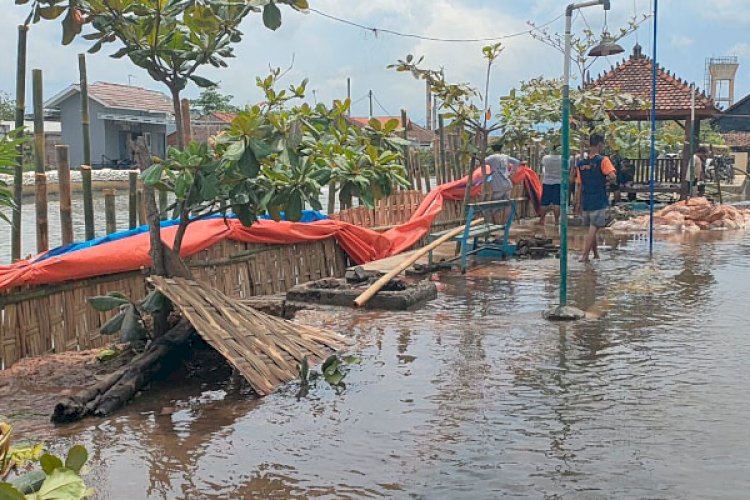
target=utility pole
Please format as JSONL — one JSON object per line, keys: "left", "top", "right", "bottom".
{"left": 426, "top": 80, "right": 432, "bottom": 130}
{"left": 346, "top": 77, "right": 351, "bottom": 116}
{"left": 368, "top": 90, "right": 373, "bottom": 118}
{"left": 433, "top": 95, "right": 438, "bottom": 130}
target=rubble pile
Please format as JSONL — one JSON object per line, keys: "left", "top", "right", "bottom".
{"left": 610, "top": 197, "right": 750, "bottom": 233}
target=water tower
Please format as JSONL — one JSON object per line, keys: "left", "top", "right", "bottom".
{"left": 704, "top": 56, "right": 739, "bottom": 109}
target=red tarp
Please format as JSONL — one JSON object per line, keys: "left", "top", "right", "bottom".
{"left": 0, "top": 167, "right": 540, "bottom": 292}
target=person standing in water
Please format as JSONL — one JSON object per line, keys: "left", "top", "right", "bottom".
{"left": 575, "top": 134, "right": 616, "bottom": 263}
{"left": 538, "top": 144, "right": 562, "bottom": 225}
{"left": 485, "top": 143, "right": 520, "bottom": 224}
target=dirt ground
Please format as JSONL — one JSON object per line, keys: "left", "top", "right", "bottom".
{"left": 0, "top": 346, "right": 135, "bottom": 435}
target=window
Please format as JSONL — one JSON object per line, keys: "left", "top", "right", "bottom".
{"left": 143, "top": 131, "right": 152, "bottom": 150}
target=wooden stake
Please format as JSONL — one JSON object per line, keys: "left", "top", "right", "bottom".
{"left": 35, "top": 173, "right": 48, "bottom": 253}
{"left": 56, "top": 145, "right": 73, "bottom": 245}
{"left": 128, "top": 171, "right": 137, "bottom": 229}
{"left": 80, "top": 165, "right": 95, "bottom": 240}
{"left": 137, "top": 189, "right": 147, "bottom": 226}
{"left": 327, "top": 181, "right": 336, "bottom": 214}
{"left": 181, "top": 98, "right": 192, "bottom": 146}
{"left": 78, "top": 54, "right": 91, "bottom": 167}
{"left": 104, "top": 189, "right": 116, "bottom": 234}
{"left": 438, "top": 114, "right": 448, "bottom": 183}
{"left": 11, "top": 24, "right": 28, "bottom": 262}
{"left": 32, "top": 69, "right": 49, "bottom": 254}
{"left": 353, "top": 219, "right": 482, "bottom": 307}
{"left": 400, "top": 109, "right": 415, "bottom": 190}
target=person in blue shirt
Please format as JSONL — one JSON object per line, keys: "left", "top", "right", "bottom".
{"left": 574, "top": 134, "right": 616, "bottom": 263}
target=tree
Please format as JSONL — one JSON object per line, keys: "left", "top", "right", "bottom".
{"left": 390, "top": 44, "right": 504, "bottom": 201}
{"left": 191, "top": 85, "right": 239, "bottom": 115}
{"left": 528, "top": 14, "right": 651, "bottom": 83}
{"left": 17, "top": 0, "right": 309, "bottom": 149}
{"left": 0, "top": 130, "right": 27, "bottom": 224}
{"left": 0, "top": 92, "right": 14, "bottom": 121}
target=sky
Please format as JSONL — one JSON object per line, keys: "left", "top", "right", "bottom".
{"left": 1, "top": 0, "right": 750, "bottom": 126}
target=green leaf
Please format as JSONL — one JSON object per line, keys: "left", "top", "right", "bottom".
{"left": 298, "top": 356, "right": 309, "bottom": 382}
{"left": 139, "top": 290, "right": 168, "bottom": 314}
{"left": 321, "top": 355, "right": 340, "bottom": 375}
{"left": 285, "top": 192, "right": 303, "bottom": 221}
{"left": 237, "top": 147, "right": 260, "bottom": 178}
{"left": 39, "top": 454, "right": 63, "bottom": 475}
{"left": 262, "top": 2, "right": 282, "bottom": 31}
{"left": 0, "top": 483, "right": 25, "bottom": 500}
{"left": 323, "top": 370, "right": 345, "bottom": 386}
{"left": 120, "top": 305, "right": 147, "bottom": 343}
{"left": 100, "top": 311, "right": 125, "bottom": 335}
{"left": 87, "top": 295, "right": 130, "bottom": 312}
{"left": 343, "top": 355, "right": 361, "bottom": 365}
{"left": 64, "top": 445, "right": 88, "bottom": 474}
{"left": 96, "top": 348, "right": 119, "bottom": 362}
{"left": 190, "top": 75, "right": 217, "bottom": 88}
{"left": 247, "top": 138, "right": 274, "bottom": 159}
{"left": 140, "top": 164, "right": 164, "bottom": 187}
{"left": 37, "top": 6, "right": 65, "bottom": 20}
{"left": 35, "top": 469, "right": 86, "bottom": 500}
{"left": 61, "top": 8, "right": 82, "bottom": 46}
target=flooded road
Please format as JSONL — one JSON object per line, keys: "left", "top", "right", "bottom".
{"left": 8, "top": 231, "right": 750, "bottom": 498}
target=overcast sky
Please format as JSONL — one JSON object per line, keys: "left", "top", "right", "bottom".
{"left": 2, "top": 0, "right": 749, "bottom": 125}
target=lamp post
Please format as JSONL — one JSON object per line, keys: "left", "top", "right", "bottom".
{"left": 549, "top": 0, "right": 623, "bottom": 321}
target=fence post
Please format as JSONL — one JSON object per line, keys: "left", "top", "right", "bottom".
{"left": 137, "top": 188, "right": 147, "bottom": 226}
{"left": 11, "top": 24, "right": 28, "bottom": 262}
{"left": 438, "top": 114, "right": 448, "bottom": 183}
{"left": 327, "top": 181, "right": 336, "bottom": 214}
{"left": 34, "top": 173, "right": 48, "bottom": 253}
{"left": 56, "top": 145, "right": 74, "bottom": 245}
{"left": 104, "top": 189, "right": 117, "bottom": 234}
{"left": 32, "top": 69, "right": 48, "bottom": 254}
{"left": 80, "top": 165, "right": 95, "bottom": 240}
{"left": 128, "top": 171, "right": 138, "bottom": 229}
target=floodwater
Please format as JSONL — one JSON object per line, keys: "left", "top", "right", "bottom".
{"left": 7, "top": 230, "right": 750, "bottom": 498}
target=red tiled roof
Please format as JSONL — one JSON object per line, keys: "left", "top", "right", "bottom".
{"left": 588, "top": 44, "right": 718, "bottom": 118}
{"left": 347, "top": 116, "right": 435, "bottom": 144}
{"left": 722, "top": 132, "right": 750, "bottom": 150}
{"left": 204, "top": 111, "right": 237, "bottom": 123}
{"left": 88, "top": 82, "right": 174, "bottom": 114}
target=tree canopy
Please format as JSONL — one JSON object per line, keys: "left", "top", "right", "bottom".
{"left": 191, "top": 86, "right": 239, "bottom": 115}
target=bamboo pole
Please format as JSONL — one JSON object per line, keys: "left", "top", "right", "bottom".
{"left": 438, "top": 115, "right": 448, "bottom": 183}
{"left": 78, "top": 54, "right": 91, "bottom": 167}
{"left": 400, "top": 109, "right": 415, "bottom": 190}
{"left": 35, "top": 173, "right": 48, "bottom": 253}
{"left": 104, "top": 189, "right": 117, "bottom": 234}
{"left": 32, "top": 69, "right": 49, "bottom": 254}
{"left": 181, "top": 98, "right": 192, "bottom": 146}
{"left": 11, "top": 24, "right": 28, "bottom": 262}
{"left": 56, "top": 145, "right": 74, "bottom": 245}
{"left": 327, "top": 181, "right": 336, "bottom": 214}
{"left": 353, "top": 219, "right": 482, "bottom": 307}
{"left": 80, "top": 165, "right": 95, "bottom": 240}
{"left": 137, "top": 189, "right": 147, "bottom": 226}
{"left": 158, "top": 189, "right": 168, "bottom": 220}
{"left": 128, "top": 171, "right": 138, "bottom": 229}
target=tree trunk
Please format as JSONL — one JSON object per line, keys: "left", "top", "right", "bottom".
{"left": 51, "top": 319, "right": 196, "bottom": 423}
{"left": 170, "top": 87, "right": 185, "bottom": 150}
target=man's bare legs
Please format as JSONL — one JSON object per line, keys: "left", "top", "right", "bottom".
{"left": 579, "top": 225, "right": 599, "bottom": 263}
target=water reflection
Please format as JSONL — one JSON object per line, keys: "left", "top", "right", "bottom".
{"left": 11, "top": 231, "right": 750, "bottom": 498}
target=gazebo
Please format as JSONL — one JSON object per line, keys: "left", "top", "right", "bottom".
{"left": 588, "top": 44, "right": 720, "bottom": 193}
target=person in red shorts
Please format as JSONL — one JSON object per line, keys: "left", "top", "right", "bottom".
{"left": 574, "top": 134, "right": 616, "bottom": 263}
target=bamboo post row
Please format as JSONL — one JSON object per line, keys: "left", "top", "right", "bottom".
{"left": 128, "top": 171, "right": 138, "bottom": 229}
{"left": 32, "top": 69, "right": 48, "bottom": 254}
{"left": 104, "top": 189, "right": 117, "bottom": 234}
{"left": 353, "top": 219, "right": 483, "bottom": 307}
{"left": 11, "top": 24, "right": 28, "bottom": 262}
{"left": 56, "top": 145, "right": 74, "bottom": 245}
{"left": 80, "top": 165, "right": 95, "bottom": 240}
{"left": 78, "top": 54, "right": 91, "bottom": 167}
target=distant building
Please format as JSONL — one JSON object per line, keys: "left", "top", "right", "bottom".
{"left": 713, "top": 93, "right": 750, "bottom": 172}
{"left": 45, "top": 82, "right": 174, "bottom": 168}
{"left": 168, "top": 111, "right": 237, "bottom": 146}
{"left": 0, "top": 120, "right": 62, "bottom": 168}
{"left": 347, "top": 116, "right": 435, "bottom": 148}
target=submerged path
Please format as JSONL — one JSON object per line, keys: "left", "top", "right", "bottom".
{"left": 3, "top": 230, "right": 750, "bottom": 498}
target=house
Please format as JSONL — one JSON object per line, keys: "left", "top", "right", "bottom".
{"left": 0, "top": 120, "right": 62, "bottom": 168}
{"left": 347, "top": 116, "right": 435, "bottom": 148}
{"left": 168, "top": 111, "right": 237, "bottom": 146}
{"left": 713, "top": 92, "right": 750, "bottom": 173}
{"left": 45, "top": 82, "right": 174, "bottom": 168}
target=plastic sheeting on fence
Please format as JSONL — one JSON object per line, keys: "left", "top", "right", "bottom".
{"left": 0, "top": 167, "right": 538, "bottom": 292}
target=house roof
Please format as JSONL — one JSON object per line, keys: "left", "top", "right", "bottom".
{"left": 722, "top": 92, "right": 750, "bottom": 115}
{"left": 722, "top": 132, "right": 750, "bottom": 150}
{"left": 198, "top": 111, "right": 237, "bottom": 124}
{"left": 347, "top": 116, "right": 435, "bottom": 144}
{"left": 45, "top": 82, "right": 173, "bottom": 114}
{"left": 587, "top": 44, "right": 718, "bottom": 119}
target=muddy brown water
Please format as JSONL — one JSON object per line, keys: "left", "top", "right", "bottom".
{"left": 5, "top": 230, "right": 750, "bottom": 498}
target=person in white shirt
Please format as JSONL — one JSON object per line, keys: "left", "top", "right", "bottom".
{"left": 485, "top": 143, "right": 520, "bottom": 223}
{"left": 538, "top": 145, "right": 562, "bottom": 225}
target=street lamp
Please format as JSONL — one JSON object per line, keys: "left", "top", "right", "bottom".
{"left": 547, "top": 0, "right": 624, "bottom": 321}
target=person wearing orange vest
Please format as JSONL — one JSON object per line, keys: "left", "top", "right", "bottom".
{"left": 574, "top": 134, "right": 616, "bottom": 263}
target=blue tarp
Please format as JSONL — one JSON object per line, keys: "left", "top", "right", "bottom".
{"left": 35, "top": 210, "right": 329, "bottom": 263}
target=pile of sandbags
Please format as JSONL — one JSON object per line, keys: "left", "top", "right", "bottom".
{"left": 610, "top": 197, "right": 750, "bottom": 233}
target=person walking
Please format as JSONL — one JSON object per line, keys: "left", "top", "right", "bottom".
{"left": 538, "top": 144, "right": 562, "bottom": 225}
{"left": 485, "top": 143, "right": 520, "bottom": 224}
{"left": 575, "top": 134, "right": 616, "bottom": 263}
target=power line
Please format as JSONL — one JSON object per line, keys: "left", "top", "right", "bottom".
{"left": 309, "top": 7, "right": 564, "bottom": 44}
{"left": 371, "top": 92, "right": 393, "bottom": 117}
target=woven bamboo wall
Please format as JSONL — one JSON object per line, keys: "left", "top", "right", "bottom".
{"left": 0, "top": 238, "right": 348, "bottom": 370}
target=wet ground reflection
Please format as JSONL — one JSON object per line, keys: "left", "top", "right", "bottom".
{"left": 17, "top": 230, "right": 750, "bottom": 498}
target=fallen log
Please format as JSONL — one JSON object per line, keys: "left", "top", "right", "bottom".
{"left": 51, "top": 319, "right": 196, "bottom": 423}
